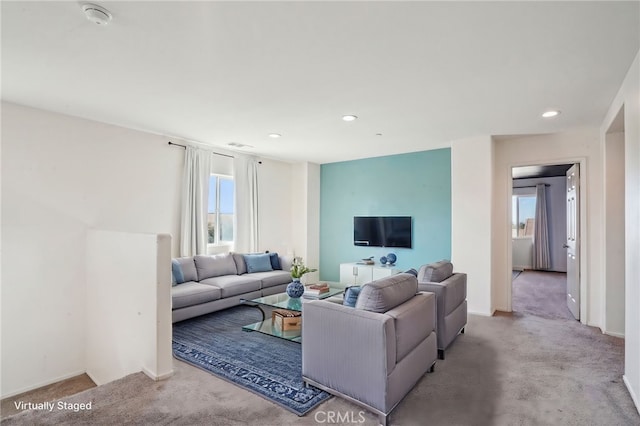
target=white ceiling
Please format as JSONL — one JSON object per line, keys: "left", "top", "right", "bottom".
{"left": 2, "top": 1, "right": 639, "bottom": 164}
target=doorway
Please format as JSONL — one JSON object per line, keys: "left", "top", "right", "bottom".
{"left": 510, "top": 164, "right": 575, "bottom": 319}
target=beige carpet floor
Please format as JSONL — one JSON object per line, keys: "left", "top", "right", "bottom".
{"left": 2, "top": 278, "right": 639, "bottom": 425}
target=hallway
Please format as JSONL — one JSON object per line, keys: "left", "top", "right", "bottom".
{"left": 512, "top": 270, "right": 574, "bottom": 320}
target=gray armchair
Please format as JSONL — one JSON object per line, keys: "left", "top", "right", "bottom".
{"left": 302, "top": 274, "right": 437, "bottom": 426}
{"left": 417, "top": 260, "right": 467, "bottom": 360}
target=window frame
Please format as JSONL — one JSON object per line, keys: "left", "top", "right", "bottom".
{"left": 208, "top": 173, "right": 235, "bottom": 247}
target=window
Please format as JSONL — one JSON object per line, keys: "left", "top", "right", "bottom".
{"left": 512, "top": 195, "right": 536, "bottom": 238}
{"left": 208, "top": 175, "right": 234, "bottom": 245}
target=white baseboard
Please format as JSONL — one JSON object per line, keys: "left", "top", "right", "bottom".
{"left": 1, "top": 370, "right": 87, "bottom": 399}
{"left": 468, "top": 309, "right": 495, "bottom": 317}
{"left": 604, "top": 330, "right": 625, "bottom": 338}
{"left": 142, "top": 367, "right": 173, "bottom": 381}
{"left": 623, "top": 375, "right": 640, "bottom": 416}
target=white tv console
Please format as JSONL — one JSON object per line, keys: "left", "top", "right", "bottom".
{"left": 339, "top": 263, "right": 401, "bottom": 286}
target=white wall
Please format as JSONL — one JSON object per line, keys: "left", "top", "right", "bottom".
{"left": 604, "top": 131, "right": 625, "bottom": 337}
{"left": 451, "top": 135, "right": 494, "bottom": 316}
{"left": 86, "top": 231, "right": 172, "bottom": 385}
{"left": 601, "top": 51, "right": 640, "bottom": 413}
{"left": 513, "top": 176, "right": 567, "bottom": 272}
{"left": 1, "top": 102, "right": 183, "bottom": 397}
{"left": 288, "top": 162, "right": 320, "bottom": 283}
{"left": 493, "top": 129, "right": 603, "bottom": 324}
{"left": 257, "top": 158, "right": 293, "bottom": 256}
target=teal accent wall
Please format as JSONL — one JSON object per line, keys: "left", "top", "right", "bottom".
{"left": 320, "top": 148, "right": 451, "bottom": 281}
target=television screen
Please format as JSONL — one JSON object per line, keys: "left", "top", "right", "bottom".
{"left": 354, "top": 216, "right": 412, "bottom": 248}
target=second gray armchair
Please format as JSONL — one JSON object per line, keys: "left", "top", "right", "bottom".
{"left": 417, "top": 260, "right": 467, "bottom": 359}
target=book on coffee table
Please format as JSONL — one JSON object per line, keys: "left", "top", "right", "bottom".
{"left": 303, "top": 283, "right": 333, "bottom": 298}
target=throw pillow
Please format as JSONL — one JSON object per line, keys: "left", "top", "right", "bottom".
{"left": 243, "top": 253, "right": 274, "bottom": 273}
{"left": 343, "top": 286, "right": 362, "bottom": 308}
{"left": 269, "top": 253, "right": 282, "bottom": 270}
{"left": 404, "top": 268, "right": 418, "bottom": 277}
{"left": 171, "top": 259, "right": 184, "bottom": 286}
{"left": 194, "top": 254, "right": 238, "bottom": 280}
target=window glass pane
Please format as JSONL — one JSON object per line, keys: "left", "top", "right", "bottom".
{"left": 208, "top": 213, "right": 217, "bottom": 244}
{"left": 208, "top": 176, "right": 217, "bottom": 213}
{"left": 219, "top": 214, "right": 234, "bottom": 241}
{"left": 219, "top": 179, "right": 234, "bottom": 214}
{"left": 518, "top": 196, "right": 536, "bottom": 237}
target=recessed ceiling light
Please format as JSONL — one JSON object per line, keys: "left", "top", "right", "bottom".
{"left": 82, "top": 3, "right": 112, "bottom": 25}
{"left": 542, "top": 110, "right": 560, "bottom": 118}
{"left": 342, "top": 115, "right": 358, "bottom": 122}
{"left": 268, "top": 133, "right": 282, "bottom": 138}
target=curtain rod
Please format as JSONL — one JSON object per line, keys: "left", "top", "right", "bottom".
{"left": 513, "top": 184, "right": 551, "bottom": 188}
{"left": 168, "top": 141, "right": 234, "bottom": 159}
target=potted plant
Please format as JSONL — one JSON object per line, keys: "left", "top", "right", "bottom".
{"left": 287, "top": 257, "right": 317, "bottom": 298}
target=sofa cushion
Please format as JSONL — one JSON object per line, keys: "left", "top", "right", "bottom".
{"left": 199, "top": 275, "right": 261, "bottom": 298}
{"left": 232, "top": 253, "right": 248, "bottom": 275}
{"left": 172, "top": 282, "right": 221, "bottom": 309}
{"left": 355, "top": 273, "right": 418, "bottom": 313}
{"left": 343, "top": 286, "right": 362, "bottom": 308}
{"left": 269, "top": 253, "right": 282, "bottom": 270}
{"left": 194, "top": 253, "right": 238, "bottom": 280}
{"left": 243, "top": 253, "right": 273, "bottom": 273}
{"left": 420, "top": 260, "right": 453, "bottom": 283}
{"left": 385, "top": 292, "right": 435, "bottom": 362}
{"left": 173, "top": 257, "right": 198, "bottom": 283}
{"left": 245, "top": 270, "right": 291, "bottom": 289}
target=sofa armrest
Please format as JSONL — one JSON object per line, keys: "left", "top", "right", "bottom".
{"left": 417, "top": 272, "right": 467, "bottom": 317}
{"left": 302, "top": 300, "right": 395, "bottom": 411}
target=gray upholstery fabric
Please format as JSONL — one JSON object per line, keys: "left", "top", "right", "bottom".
{"left": 232, "top": 253, "right": 247, "bottom": 275}
{"left": 174, "top": 257, "right": 198, "bottom": 282}
{"left": 302, "top": 275, "right": 437, "bottom": 421}
{"left": 418, "top": 272, "right": 467, "bottom": 351}
{"left": 172, "top": 290, "right": 262, "bottom": 323}
{"left": 303, "top": 301, "right": 396, "bottom": 410}
{"left": 194, "top": 253, "right": 238, "bottom": 280}
{"left": 171, "top": 282, "right": 221, "bottom": 309}
{"left": 355, "top": 273, "right": 418, "bottom": 313}
{"left": 385, "top": 292, "right": 436, "bottom": 363}
{"left": 244, "top": 270, "right": 291, "bottom": 288}
{"left": 418, "top": 260, "right": 453, "bottom": 283}
{"left": 199, "top": 275, "right": 261, "bottom": 298}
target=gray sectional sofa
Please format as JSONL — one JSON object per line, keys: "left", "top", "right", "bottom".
{"left": 171, "top": 252, "right": 292, "bottom": 323}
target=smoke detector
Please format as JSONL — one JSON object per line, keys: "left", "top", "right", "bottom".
{"left": 82, "top": 3, "right": 112, "bottom": 25}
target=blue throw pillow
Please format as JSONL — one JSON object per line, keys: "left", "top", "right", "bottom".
{"left": 343, "top": 286, "right": 362, "bottom": 308}
{"left": 172, "top": 259, "right": 185, "bottom": 286}
{"left": 405, "top": 268, "right": 418, "bottom": 277}
{"left": 244, "top": 254, "right": 274, "bottom": 273}
{"left": 269, "top": 253, "right": 282, "bottom": 270}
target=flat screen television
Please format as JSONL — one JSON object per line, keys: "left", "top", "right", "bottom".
{"left": 353, "top": 216, "right": 412, "bottom": 248}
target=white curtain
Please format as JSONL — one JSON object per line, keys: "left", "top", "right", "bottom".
{"left": 180, "top": 146, "right": 212, "bottom": 257}
{"left": 532, "top": 183, "right": 551, "bottom": 270}
{"left": 233, "top": 155, "right": 259, "bottom": 253}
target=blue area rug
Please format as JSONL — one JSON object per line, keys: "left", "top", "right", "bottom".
{"left": 172, "top": 306, "right": 330, "bottom": 416}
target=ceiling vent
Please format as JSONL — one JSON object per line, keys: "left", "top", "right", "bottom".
{"left": 82, "top": 4, "right": 112, "bottom": 25}
{"left": 228, "top": 142, "right": 253, "bottom": 149}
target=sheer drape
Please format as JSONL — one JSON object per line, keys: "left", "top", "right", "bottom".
{"left": 180, "top": 147, "right": 212, "bottom": 256}
{"left": 233, "top": 155, "right": 259, "bottom": 253}
{"left": 532, "top": 183, "right": 551, "bottom": 270}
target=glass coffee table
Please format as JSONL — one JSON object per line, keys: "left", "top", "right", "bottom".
{"left": 240, "top": 285, "right": 344, "bottom": 343}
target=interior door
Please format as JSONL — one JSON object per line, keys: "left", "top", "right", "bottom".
{"left": 566, "top": 164, "right": 580, "bottom": 320}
